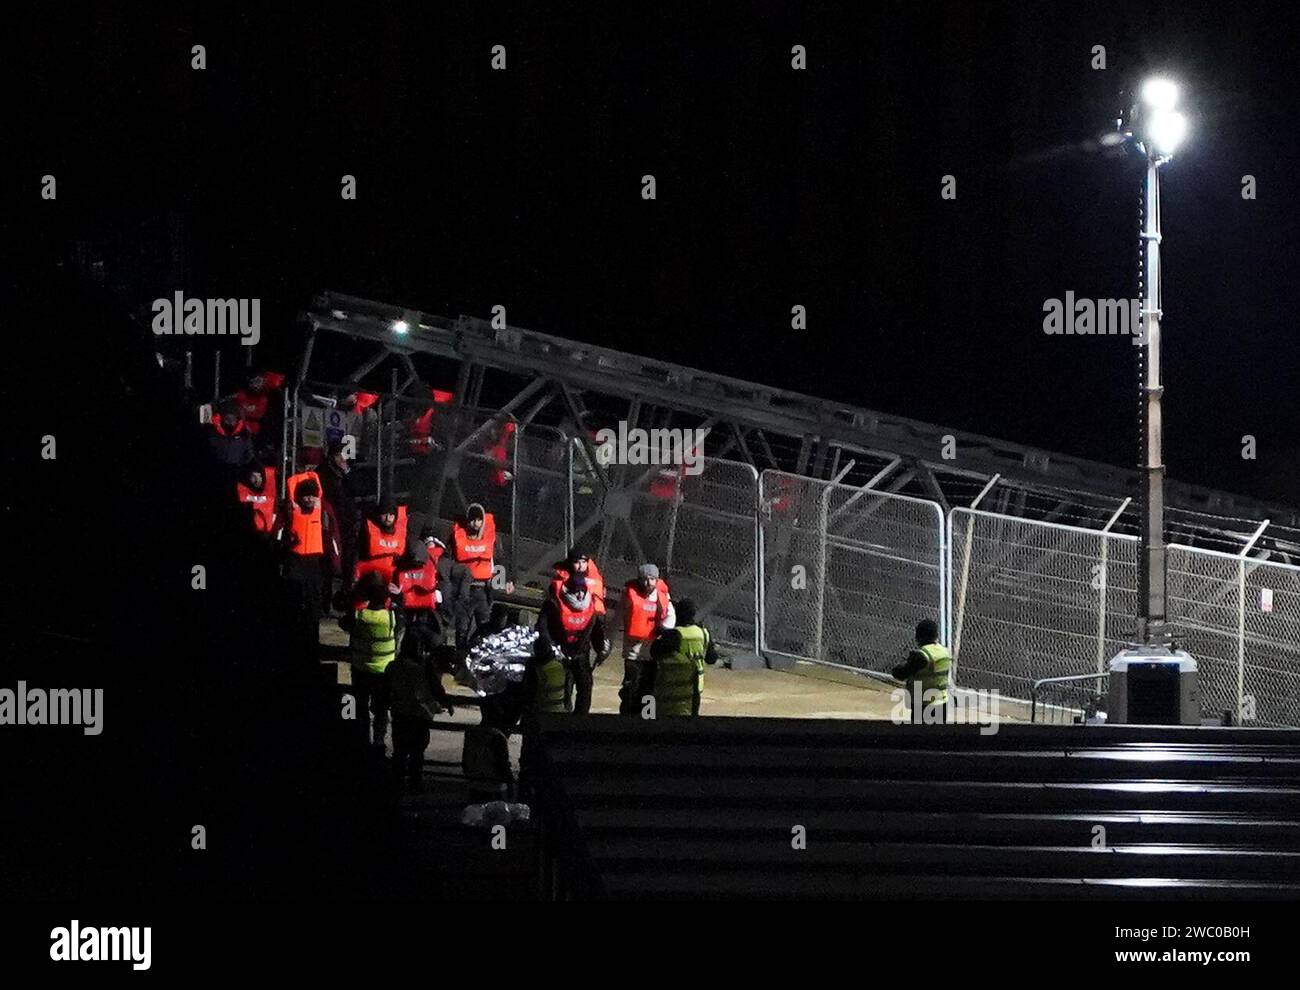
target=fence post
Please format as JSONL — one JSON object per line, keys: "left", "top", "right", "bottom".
{"left": 1096, "top": 498, "right": 1131, "bottom": 675}
{"left": 664, "top": 468, "right": 684, "bottom": 575}
{"left": 950, "top": 475, "right": 1000, "bottom": 669}
{"left": 811, "top": 484, "right": 830, "bottom": 663}
{"left": 375, "top": 400, "right": 383, "bottom": 501}
{"left": 1237, "top": 557, "right": 1246, "bottom": 720}
{"left": 1236, "top": 519, "right": 1269, "bottom": 721}
{"left": 810, "top": 462, "right": 855, "bottom": 663}
{"left": 510, "top": 422, "right": 520, "bottom": 576}
{"left": 565, "top": 436, "right": 574, "bottom": 551}
{"left": 941, "top": 504, "right": 951, "bottom": 652}
{"left": 288, "top": 387, "right": 299, "bottom": 490}
{"left": 213, "top": 349, "right": 222, "bottom": 403}
{"left": 752, "top": 465, "right": 763, "bottom": 657}
{"left": 280, "top": 386, "right": 290, "bottom": 501}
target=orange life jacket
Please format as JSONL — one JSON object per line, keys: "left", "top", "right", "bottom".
{"left": 350, "top": 391, "right": 381, "bottom": 415}
{"left": 556, "top": 593, "right": 596, "bottom": 648}
{"left": 234, "top": 390, "right": 268, "bottom": 433}
{"left": 211, "top": 416, "right": 246, "bottom": 438}
{"left": 452, "top": 515, "right": 497, "bottom": 581}
{"left": 649, "top": 464, "right": 685, "bottom": 499}
{"left": 286, "top": 471, "right": 324, "bottom": 555}
{"left": 552, "top": 560, "right": 606, "bottom": 615}
{"left": 288, "top": 502, "right": 323, "bottom": 556}
{"left": 487, "top": 421, "right": 516, "bottom": 487}
{"left": 363, "top": 505, "right": 408, "bottom": 560}
{"left": 407, "top": 389, "right": 455, "bottom": 455}
{"left": 397, "top": 561, "right": 438, "bottom": 610}
{"left": 624, "top": 579, "right": 671, "bottom": 640}
{"left": 236, "top": 467, "right": 277, "bottom": 533}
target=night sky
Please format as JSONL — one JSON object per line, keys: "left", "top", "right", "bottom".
{"left": 15, "top": 2, "right": 1300, "bottom": 503}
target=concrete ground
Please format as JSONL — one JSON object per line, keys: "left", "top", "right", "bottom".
{"left": 321, "top": 618, "right": 1025, "bottom": 767}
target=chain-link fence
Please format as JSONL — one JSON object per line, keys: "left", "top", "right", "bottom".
{"left": 1241, "top": 555, "right": 1300, "bottom": 727}
{"left": 663, "top": 460, "right": 759, "bottom": 649}
{"left": 759, "top": 471, "right": 946, "bottom": 672}
{"left": 511, "top": 424, "right": 573, "bottom": 588}
{"left": 564, "top": 454, "right": 759, "bottom": 649}
{"left": 949, "top": 508, "right": 1140, "bottom": 704}
{"left": 1168, "top": 545, "right": 1300, "bottom": 727}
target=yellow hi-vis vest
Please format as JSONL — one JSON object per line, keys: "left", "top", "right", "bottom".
{"left": 536, "top": 658, "right": 569, "bottom": 714}
{"left": 351, "top": 608, "right": 398, "bottom": 675}
{"left": 654, "top": 625, "right": 709, "bottom": 717}
{"left": 915, "top": 642, "right": 952, "bottom": 705}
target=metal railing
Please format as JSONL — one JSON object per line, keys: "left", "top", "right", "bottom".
{"left": 1030, "top": 672, "right": 1109, "bottom": 724}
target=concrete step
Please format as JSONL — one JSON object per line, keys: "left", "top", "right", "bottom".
{"left": 583, "top": 837, "right": 1300, "bottom": 880}
{"left": 574, "top": 807, "right": 1300, "bottom": 847}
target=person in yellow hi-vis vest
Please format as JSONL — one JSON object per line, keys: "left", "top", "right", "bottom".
{"left": 528, "top": 637, "right": 570, "bottom": 717}
{"left": 892, "top": 619, "right": 952, "bottom": 724}
{"left": 649, "top": 599, "right": 719, "bottom": 717}
{"left": 341, "top": 571, "right": 399, "bottom": 750}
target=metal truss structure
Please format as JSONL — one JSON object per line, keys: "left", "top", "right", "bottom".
{"left": 295, "top": 291, "right": 1300, "bottom": 566}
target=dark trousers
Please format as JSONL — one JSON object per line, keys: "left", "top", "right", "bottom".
{"left": 619, "top": 640, "right": 655, "bottom": 716}
{"left": 284, "top": 554, "right": 325, "bottom": 662}
{"left": 565, "top": 649, "right": 593, "bottom": 715}
{"left": 405, "top": 608, "right": 443, "bottom": 646}
{"left": 456, "top": 582, "right": 493, "bottom": 648}
{"left": 905, "top": 684, "right": 952, "bottom": 724}
{"left": 391, "top": 718, "right": 431, "bottom": 782}
{"left": 352, "top": 665, "right": 391, "bottom": 747}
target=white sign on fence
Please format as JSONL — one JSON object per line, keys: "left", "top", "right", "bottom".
{"left": 301, "top": 406, "right": 325, "bottom": 448}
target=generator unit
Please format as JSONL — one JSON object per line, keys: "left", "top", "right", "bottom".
{"left": 1107, "top": 648, "right": 1200, "bottom": 725}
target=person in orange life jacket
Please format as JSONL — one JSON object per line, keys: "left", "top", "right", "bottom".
{"left": 235, "top": 463, "right": 277, "bottom": 535}
{"left": 551, "top": 546, "right": 612, "bottom": 666}
{"left": 207, "top": 398, "right": 255, "bottom": 478}
{"left": 394, "top": 540, "right": 442, "bottom": 641}
{"left": 276, "top": 474, "right": 339, "bottom": 658}
{"left": 362, "top": 497, "right": 408, "bottom": 563}
{"left": 319, "top": 441, "right": 361, "bottom": 608}
{"left": 618, "top": 563, "right": 675, "bottom": 716}
{"left": 451, "top": 502, "right": 499, "bottom": 648}
{"left": 649, "top": 462, "right": 686, "bottom": 500}
{"left": 422, "top": 525, "right": 470, "bottom": 643}
{"left": 232, "top": 370, "right": 285, "bottom": 439}
{"left": 537, "top": 574, "right": 607, "bottom": 715}
{"left": 407, "top": 388, "right": 455, "bottom": 456}
{"left": 486, "top": 420, "right": 516, "bottom": 488}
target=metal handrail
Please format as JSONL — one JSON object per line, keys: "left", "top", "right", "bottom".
{"left": 1030, "top": 672, "right": 1109, "bottom": 723}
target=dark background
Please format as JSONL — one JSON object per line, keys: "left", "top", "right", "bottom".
{"left": 12, "top": 1, "right": 1299, "bottom": 503}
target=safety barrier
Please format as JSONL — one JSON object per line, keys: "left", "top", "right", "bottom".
{"left": 948, "top": 508, "right": 1140, "bottom": 706}
{"left": 759, "top": 471, "right": 947, "bottom": 673}
{"left": 1168, "top": 545, "right": 1300, "bottom": 727}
